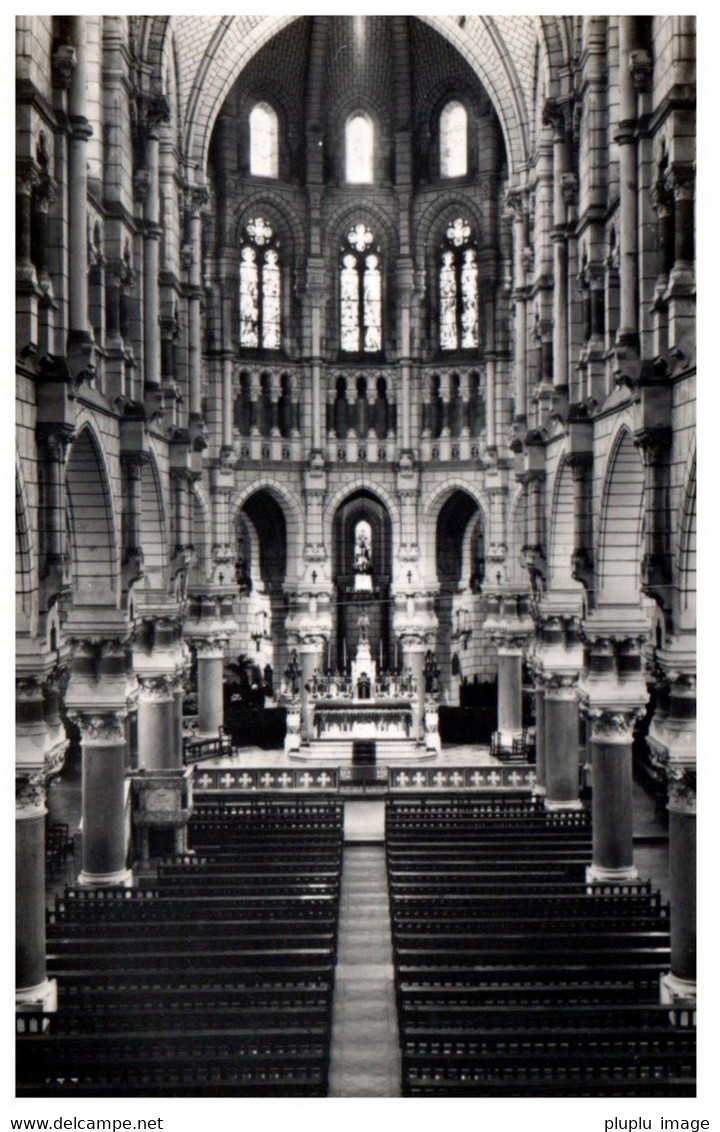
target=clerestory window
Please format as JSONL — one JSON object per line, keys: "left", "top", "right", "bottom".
{"left": 346, "top": 113, "right": 374, "bottom": 184}
{"left": 439, "top": 100, "right": 468, "bottom": 178}
{"left": 249, "top": 102, "right": 279, "bottom": 178}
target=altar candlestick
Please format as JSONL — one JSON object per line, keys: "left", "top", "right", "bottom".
{"left": 343, "top": 640, "right": 347, "bottom": 670}
{"left": 379, "top": 638, "right": 383, "bottom": 669}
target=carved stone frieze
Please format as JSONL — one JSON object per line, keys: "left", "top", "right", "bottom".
{"left": 68, "top": 710, "right": 127, "bottom": 745}
{"left": 16, "top": 774, "right": 46, "bottom": 818}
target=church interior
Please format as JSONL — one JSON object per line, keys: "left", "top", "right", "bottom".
{"left": 15, "top": 15, "right": 697, "bottom": 1099}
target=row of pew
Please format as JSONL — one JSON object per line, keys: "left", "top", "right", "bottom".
{"left": 386, "top": 796, "right": 696, "bottom": 1097}
{"left": 17, "top": 800, "right": 344, "bottom": 1097}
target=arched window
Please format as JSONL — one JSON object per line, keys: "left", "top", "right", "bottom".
{"left": 439, "top": 101, "right": 468, "bottom": 178}
{"left": 239, "top": 217, "right": 281, "bottom": 350}
{"left": 439, "top": 217, "right": 479, "bottom": 351}
{"left": 249, "top": 102, "right": 279, "bottom": 178}
{"left": 346, "top": 113, "right": 373, "bottom": 184}
{"left": 340, "top": 224, "right": 382, "bottom": 354}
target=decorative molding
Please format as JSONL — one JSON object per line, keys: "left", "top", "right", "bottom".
{"left": 68, "top": 710, "right": 127, "bottom": 745}
{"left": 666, "top": 764, "right": 696, "bottom": 815}
{"left": 15, "top": 774, "right": 46, "bottom": 819}
{"left": 583, "top": 705, "right": 646, "bottom": 743}
{"left": 136, "top": 675, "right": 174, "bottom": 702}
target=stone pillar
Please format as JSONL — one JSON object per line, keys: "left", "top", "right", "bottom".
{"left": 16, "top": 777, "right": 57, "bottom": 1012}
{"left": 194, "top": 639, "right": 226, "bottom": 739}
{"left": 72, "top": 710, "right": 132, "bottom": 887}
{"left": 141, "top": 98, "right": 170, "bottom": 393}
{"left": 533, "top": 681, "right": 546, "bottom": 795}
{"left": 184, "top": 185, "right": 209, "bottom": 423}
{"left": 496, "top": 640, "right": 524, "bottom": 744}
{"left": 615, "top": 16, "right": 640, "bottom": 350}
{"left": 507, "top": 191, "right": 528, "bottom": 427}
{"left": 544, "top": 675, "right": 582, "bottom": 810}
{"left": 660, "top": 766, "right": 696, "bottom": 1014}
{"left": 585, "top": 707, "right": 644, "bottom": 883}
{"left": 299, "top": 637, "right": 325, "bottom": 742}
{"left": 137, "top": 675, "right": 177, "bottom": 769}
{"left": 402, "top": 638, "right": 426, "bottom": 743}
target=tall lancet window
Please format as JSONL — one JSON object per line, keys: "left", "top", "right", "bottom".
{"left": 346, "top": 113, "right": 374, "bottom": 184}
{"left": 249, "top": 102, "right": 279, "bottom": 178}
{"left": 353, "top": 519, "right": 373, "bottom": 591}
{"left": 439, "top": 217, "right": 479, "bottom": 351}
{"left": 239, "top": 217, "right": 281, "bottom": 350}
{"left": 340, "top": 224, "right": 382, "bottom": 354}
{"left": 439, "top": 100, "right": 468, "bottom": 178}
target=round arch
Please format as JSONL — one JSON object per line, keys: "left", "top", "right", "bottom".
{"left": 421, "top": 478, "right": 491, "bottom": 542}
{"left": 548, "top": 454, "right": 582, "bottom": 592}
{"left": 140, "top": 447, "right": 169, "bottom": 582}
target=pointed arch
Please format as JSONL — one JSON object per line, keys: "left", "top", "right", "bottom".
{"left": 16, "top": 458, "right": 36, "bottom": 630}
{"left": 230, "top": 477, "right": 304, "bottom": 582}
{"left": 324, "top": 480, "right": 400, "bottom": 541}
{"left": 597, "top": 426, "right": 646, "bottom": 601}
{"left": 65, "top": 424, "right": 120, "bottom": 607}
{"left": 139, "top": 449, "right": 169, "bottom": 582}
{"left": 675, "top": 442, "right": 696, "bottom": 627}
{"left": 421, "top": 478, "right": 491, "bottom": 551}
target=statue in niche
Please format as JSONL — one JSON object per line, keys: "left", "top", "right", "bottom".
{"left": 353, "top": 520, "right": 372, "bottom": 574}
{"left": 357, "top": 612, "right": 370, "bottom": 645}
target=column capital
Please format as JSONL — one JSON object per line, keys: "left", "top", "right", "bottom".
{"left": 666, "top": 764, "right": 696, "bottom": 815}
{"left": 136, "top": 674, "right": 175, "bottom": 702}
{"left": 52, "top": 42, "right": 76, "bottom": 89}
{"left": 36, "top": 421, "right": 76, "bottom": 463}
{"left": 633, "top": 424, "right": 672, "bottom": 465}
{"left": 15, "top": 774, "right": 47, "bottom": 820}
{"left": 544, "top": 672, "right": 579, "bottom": 700}
{"left": 67, "top": 709, "right": 127, "bottom": 745}
{"left": 581, "top": 703, "right": 646, "bottom": 743}
{"left": 184, "top": 183, "right": 211, "bottom": 220}
{"left": 190, "top": 636, "right": 228, "bottom": 659}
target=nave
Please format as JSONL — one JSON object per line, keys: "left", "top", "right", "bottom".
{"left": 17, "top": 789, "right": 693, "bottom": 1099}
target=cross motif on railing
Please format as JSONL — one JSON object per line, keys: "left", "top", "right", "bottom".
{"left": 238, "top": 773, "right": 253, "bottom": 789}
{"left": 488, "top": 771, "right": 501, "bottom": 785}
{"left": 317, "top": 772, "right": 332, "bottom": 787}
{"left": 525, "top": 771, "right": 537, "bottom": 785}
{"left": 433, "top": 771, "right": 446, "bottom": 786}
{"left": 260, "top": 772, "right": 274, "bottom": 787}
{"left": 412, "top": 772, "right": 425, "bottom": 787}
{"left": 396, "top": 771, "right": 409, "bottom": 786}
{"left": 247, "top": 216, "right": 274, "bottom": 245}
{"left": 508, "top": 771, "right": 522, "bottom": 785}
{"left": 449, "top": 771, "right": 463, "bottom": 786}
{"left": 299, "top": 772, "right": 313, "bottom": 788}
{"left": 220, "top": 773, "right": 235, "bottom": 789}
{"left": 470, "top": 771, "right": 485, "bottom": 786}
{"left": 197, "top": 773, "right": 213, "bottom": 789}
{"left": 446, "top": 217, "right": 471, "bottom": 247}
{"left": 278, "top": 772, "right": 292, "bottom": 788}
{"left": 348, "top": 223, "right": 374, "bottom": 253}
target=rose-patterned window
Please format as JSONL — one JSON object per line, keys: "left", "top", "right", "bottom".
{"left": 249, "top": 102, "right": 278, "bottom": 178}
{"left": 340, "top": 224, "right": 382, "bottom": 354}
{"left": 439, "top": 217, "right": 479, "bottom": 351}
{"left": 239, "top": 217, "right": 281, "bottom": 350}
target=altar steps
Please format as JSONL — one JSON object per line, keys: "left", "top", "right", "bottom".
{"left": 303, "top": 739, "right": 429, "bottom": 762}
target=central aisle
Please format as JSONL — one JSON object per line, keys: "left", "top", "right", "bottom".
{"left": 328, "top": 841, "right": 401, "bottom": 1097}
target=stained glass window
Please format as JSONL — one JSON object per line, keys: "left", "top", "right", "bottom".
{"left": 340, "top": 225, "right": 382, "bottom": 354}
{"left": 439, "top": 217, "right": 479, "bottom": 351}
{"left": 239, "top": 218, "right": 281, "bottom": 350}
{"left": 440, "top": 101, "right": 468, "bottom": 178}
{"left": 346, "top": 114, "right": 373, "bottom": 184}
{"left": 249, "top": 102, "right": 279, "bottom": 178}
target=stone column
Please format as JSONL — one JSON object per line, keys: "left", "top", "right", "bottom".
{"left": 533, "top": 678, "right": 546, "bottom": 795}
{"left": 660, "top": 766, "right": 696, "bottom": 1014}
{"left": 615, "top": 17, "right": 640, "bottom": 350}
{"left": 401, "top": 637, "right": 426, "bottom": 743}
{"left": 585, "top": 706, "right": 644, "bottom": 883}
{"left": 544, "top": 674, "right": 582, "bottom": 810}
{"left": 189, "top": 635, "right": 228, "bottom": 740}
{"left": 16, "top": 776, "right": 57, "bottom": 1012}
{"left": 184, "top": 185, "right": 209, "bottom": 423}
{"left": 543, "top": 99, "right": 570, "bottom": 392}
{"left": 496, "top": 639, "right": 524, "bottom": 744}
{"left": 140, "top": 97, "right": 170, "bottom": 393}
{"left": 72, "top": 710, "right": 132, "bottom": 887}
{"left": 507, "top": 191, "right": 528, "bottom": 428}
{"left": 299, "top": 636, "right": 325, "bottom": 742}
{"left": 137, "top": 675, "right": 177, "bottom": 769}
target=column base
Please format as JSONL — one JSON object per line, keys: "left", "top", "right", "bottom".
{"left": 659, "top": 972, "right": 697, "bottom": 1027}
{"left": 544, "top": 798, "right": 584, "bottom": 812}
{"left": 16, "top": 978, "right": 58, "bottom": 1014}
{"left": 585, "top": 863, "right": 640, "bottom": 887}
{"left": 78, "top": 867, "right": 133, "bottom": 888}
{"left": 497, "top": 729, "right": 523, "bottom": 747}
{"left": 531, "top": 784, "right": 546, "bottom": 797}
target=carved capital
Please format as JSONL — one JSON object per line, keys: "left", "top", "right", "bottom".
{"left": 52, "top": 43, "right": 76, "bottom": 90}
{"left": 184, "top": 184, "right": 211, "bottom": 219}
{"left": 68, "top": 709, "right": 127, "bottom": 745}
{"left": 583, "top": 704, "right": 646, "bottom": 743}
{"left": 192, "top": 636, "right": 227, "bottom": 659}
{"left": 136, "top": 674, "right": 174, "bottom": 702}
{"left": 16, "top": 159, "right": 41, "bottom": 197}
{"left": 667, "top": 764, "right": 696, "bottom": 815}
{"left": 629, "top": 48, "right": 653, "bottom": 93}
{"left": 544, "top": 673, "right": 579, "bottom": 701}
{"left": 16, "top": 774, "right": 46, "bottom": 819}
{"left": 37, "top": 421, "right": 76, "bottom": 463}
{"left": 633, "top": 425, "right": 672, "bottom": 466}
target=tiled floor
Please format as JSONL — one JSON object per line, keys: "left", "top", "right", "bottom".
{"left": 328, "top": 846, "right": 401, "bottom": 1097}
